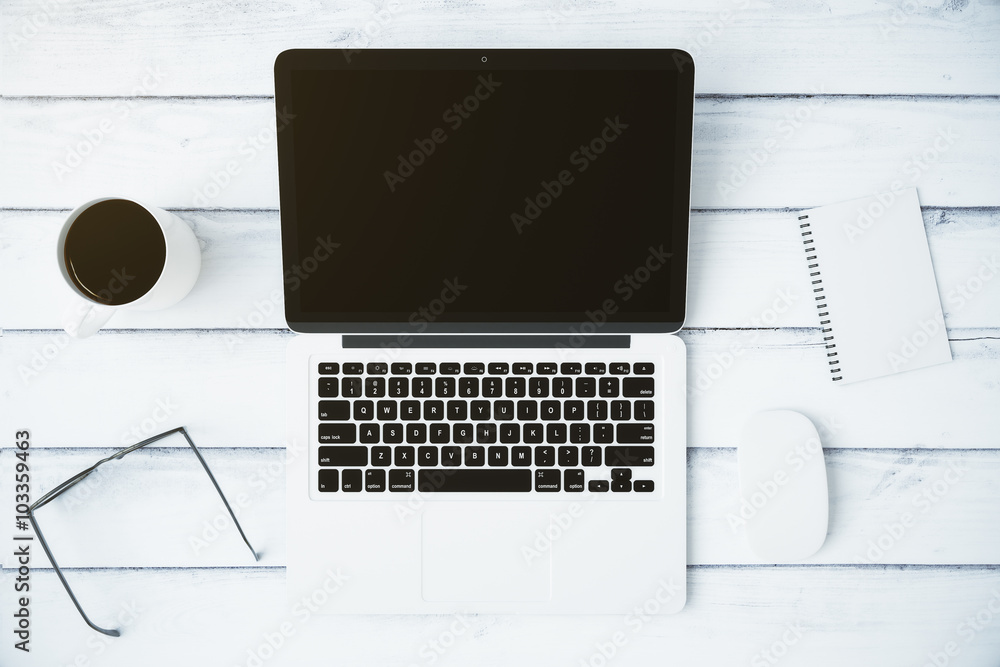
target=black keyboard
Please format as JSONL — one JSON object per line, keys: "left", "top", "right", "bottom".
{"left": 314, "top": 360, "right": 658, "bottom": 494}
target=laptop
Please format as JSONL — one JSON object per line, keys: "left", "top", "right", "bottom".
{"left": 277, "top": 49, "right": 694, "bottom": 614}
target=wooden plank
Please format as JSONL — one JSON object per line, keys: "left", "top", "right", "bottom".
{"left": 3, "top": 0, "right": 999, "bottom": 95}
{"left": 2, "top": 566, "right": 997, "bottom": 666}
{"left": 1, "top": 96, "right": 997, "bottom": 209}
{"left": 3, "top": 447, "right": 996, "bottom": 569}
{"left": 3, "top": 207, "right": 998, "bottom": 331}
{"left": 2, "top": 329, "right": 998, "bottom": 449}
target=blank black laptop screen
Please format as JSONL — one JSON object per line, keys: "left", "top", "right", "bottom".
{"left": 276, "top": 50, "right": 693, "bottom": 333}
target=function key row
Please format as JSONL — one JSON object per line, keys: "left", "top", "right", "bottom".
{"left": 319, "top": 362, "right": 655, "bottom": 376}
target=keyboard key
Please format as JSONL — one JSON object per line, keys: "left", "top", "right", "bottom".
{"left": 319, "top": 377, "right": 338, "bottom": 397}
{"left": 353, "top": 400, "right": 374, "bottom": 421}
{"left": 417, "top": 469, "right": 531, "bottom": 492}
{"left": 609, "top": 363, "right": 630, "bottom": 375}
{"left": 372, "top": 446, "right": 391, "bottom": 466}
{"left": 401, "top": 401, "right": 420, "bottom": 420}
{"left": 423, "top": 400, "right": 443, "bottom": 420}
{"left": 459, "top": 377, "right": 479, "bottom": 397}
{"left": 611, "top": 400, "right": 631, "bottom": 421}
{"left": 535, "top": 469, "right": 561, "bottom": 492}
{"left": 394, "top": 445, "right": 416, "bottom": 465}
{"left": 319, "top": 362, "right": 339, "bottom": 375}
{"left": 585, "top": 362, "right": 606, "bottom": 375}
{"left": 564, "top": 469, "right": 585, "bottom": 492}
{"left": 560, "top": 362, "right": 582, "bottom": 375}
{"left": 488, "top": 446, "right": 509, "bottom": 466}
{"left": 552, "top": 377, "right": 573, "bottom": 397}
{"left": 318, "top": 449, "right": 355, "bottom": 472}
{"left": 488, "top": 362, "right": 509, "bottom": 375}
{"left": 494, "top": 401, "right": 514, "bottom": 421}
{"left": 367, "top": 362, "right": 388, "bottom": 375}
{"left": 482, "top": 377, "right": 503, "bottom": 397}
{"left": 558, "top": 446, "right": 579, "bottom": 466}
{"left": 413, "top": 377, "right": 433, "bottom": 397}
{"left": 612, "top": 479, "right": 632, "bottom": 493}
{"left": 570, "top": 424, "right": 590, "bottom": 444}
{"left": 465, "top": 446, "right": 485, "bottom": 466}
{"left": 389, "top": 469, "right": 415, "bottom": 492}
{"left": 343, "top": 363, "right": 363, "bottom": 375}
{"left": 377, "top": 401, "right": 397, "bottom": 420}
{"left": 505, "top": 377, "right": 526, "bottom": 397}
{"left": 318, "top": 469, "right": 338, "bottom": 492}
{"left": 441, "top": 446, "right": 462, "bottom": 466}
{"left": 634, "top": 480, "right": 655, "bottom": 492}
{"left": 616, "top": 424, "right": 655, "bottom": 445}
{"left": 588, "top": 480, "right": 609, "bottom": 492}
{"left": 319, "top": 400, "right": 350, "bottom": 421}
{"left": 476, "top": 424, "right": 497, "bottom": 444}
{"left": 587, "top": 400, "right": 608, "bottom": 421}
{"left": 342, "top": 377, "right": 362, "bottom": 397}
{"left": 523, "top": 424, "right": 544, "bottom": 444}
{"left": 564, "top": 400, "right": 584, "bottom": 420}
{"left": 536, "top": 362, "right": 558, "bottom": 375}
{"left": 429, "top": 423, "right": 450, "bottom": 444}
{"left": 534, "top": 445, "right": 555, "bottom": 466}
{"left": 582, "top": 446, "right": 602, "bottom": 466}
{"left": 594, "top": 424, "right": 614, "bottom": 444}
{"left": 383, "top": 424, "right": 403, "bottom": 444}
{"left": 359, "top": 423, "right": 379, "bottom": 443}
{"left": 623, "top": 377, "right": 655, "bottom": 397}
{"left": 319, "top": 424, "right": 356, "bottom": 444}
{"left": 406, "top": 425, "right": 426, "bottom": 444}
{"left": 605, "top": 444, "right": 655, "bottom": 466}
{"left": 471, "top": 401, "right": 491, "bottom": 420}
{"left": 439, "top": 362, "right": 461, "bottom": 375}
{"left": 416, "top": 363, "right": 436, "bottom": 375}
{"left": 634, "top": 363, "right": 655, "bottom": 375}
{"left": 512, "top": 446, "right": 532, "bottom": 466}
{"left": 463, "top": 362, "right": 485, "bottom": 375}
{"left": 517, "top": 400, "right": 538, "bottom": 421}
{"left": 435, "top": 377, "right": 456, "bottom": 397}
{"left": 418, "top": 446, "right": 439, "bottom": 466}
{"left": 447, "top": 400, "right": 468, "bottom": 420}
{"left": 599, "top": 377, "right": 619, "bottom": 397}
{"left": 513, "top": 362, "right": 533, "bottom": 375}
{"left": 366, "top": 469, "right": 386, "bottom": 492}
{"left": 575, "top": 377, "right": 596, "bottom": 398}
{"left": 453, "top": 424, "right": 474, "bottom": 444}
{"left": 611, "top": 468, "right": 632, "bottom": 481}
{"left": 391, "top": 362, "right": 412, "bottom": 375}
{"left": 341, "top": 469, "right": 362, "bottom": 492}
{"left": 529, "top": 377, "right": 549, "bottom": 397}
{"left": 388, "top": 377, "right": 409, "bottom": 397}
{"left": 500, "top": 423, "right": 520, "bottom": 444}
{"left": 635, "top": 401, "right": 654, "bottom": 420}
{"left": 540, "top": 401, "right": 561, "bottom": 420}
{"left": 365, "top": 377, "right": 385, "bottom": 397}
{"left": 546, "top": 424, "right": 567, "bottom": 444}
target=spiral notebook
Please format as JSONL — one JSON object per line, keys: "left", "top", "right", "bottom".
{"left": 797, "top": 188, "right": 952, "bottom": 384}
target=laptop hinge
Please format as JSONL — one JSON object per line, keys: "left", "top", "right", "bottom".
{"left": 342, "top": 335, "right": 631, "bottom": 349}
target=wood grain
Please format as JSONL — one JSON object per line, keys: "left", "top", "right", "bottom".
{"left": 2, "top": 0, "right": 999, "bottom": 96}
{"left": 3, "top": 447, "right": 996, "bottom": 569}
{"left": 2, "top": 566, "right": 997, "bottom": 666}
{"left": 2, "top": 96, "right": 997, "bottom": 209}
{"left": 3, "top": 207, "right": 998, "bottom": 331}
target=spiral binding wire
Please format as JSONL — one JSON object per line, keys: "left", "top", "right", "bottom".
{"left": 798, "top": 214, "right": 842, "bottom": 381}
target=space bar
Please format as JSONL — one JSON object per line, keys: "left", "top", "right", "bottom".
{"left": 417, "top": 469, "right": 532, "bottom": 492}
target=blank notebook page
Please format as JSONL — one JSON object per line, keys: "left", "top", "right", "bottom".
{"left": 797, "top": 188, "right": 952, "bottom": 385}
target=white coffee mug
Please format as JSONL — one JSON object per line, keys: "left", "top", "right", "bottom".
{"left": 57, "top": 197, "right": 202, "bottom": 337}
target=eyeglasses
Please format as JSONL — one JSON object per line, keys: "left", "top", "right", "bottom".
{"left": 28, "top": 426, "right": 258, "bottom": 637}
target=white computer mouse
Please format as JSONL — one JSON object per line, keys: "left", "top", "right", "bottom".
{"left": 737, "top": 410, "right": 829, "bottom": 562}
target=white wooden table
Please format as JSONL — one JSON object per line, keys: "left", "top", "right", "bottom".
{"left": 2, "top": 1, "right": 1000, "bottom": 665}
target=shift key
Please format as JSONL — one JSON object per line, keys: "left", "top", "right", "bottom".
{"left": 318, "top": 444, "right": 367, "bottom": 466}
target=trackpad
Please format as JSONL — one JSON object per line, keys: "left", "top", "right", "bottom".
{"left": 422, "top": 506, "right": 551, "bottom": 602}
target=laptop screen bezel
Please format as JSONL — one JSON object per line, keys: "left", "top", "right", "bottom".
{"left": 274, "top": 48, "right": 694, "bottom": 335}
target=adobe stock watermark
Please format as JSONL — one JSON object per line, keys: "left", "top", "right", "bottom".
{"left": 407, "top": 613, "right": 474, "bottom": 667}
{"left": 750, "top": 622, "right": 806, "bottom": 667}
{"left": 521, "top": 502, "right": 590, "bottom": 564}
{"left": 120, "top": 397, "right": 180, "bottom": 446}
{"left": 682, "top": 0, "right": 750, "bottom": 65}
{"left": 5, "top": 0, "right": 66, "bottom": 53}
{"left": 886, "top": 311, "right": 946, "bottom": 372}
{"left": 854, "top": 462, "right": 965, "bottom": 564}
{"left": 716, "top": 87, "right": 826, "bottom": 202}
{"left": 383, "top": 75, "right": 502, "bottom": 192}
{"left": 371, "top": 277, "right": 469, "bottom": 371}
{"left": 921, "top": 588, "right": 1000, "bottom": 667}
{"left": 877, "top": 0, "right": 920, "bottom": 38}
{"left": 191, "top": 106, "right": 296, "bottom": 206}
{"left": 511, "top": 116, "right": 629, "bottom": 234}
{"left": 51, "top": 67, "right": 168, "bottom": 181}
{"left": 945, "top": 255, "right": 998, "bottom": 314}
{"left": 341, "top": 1, "right": 401, "bottom": 61}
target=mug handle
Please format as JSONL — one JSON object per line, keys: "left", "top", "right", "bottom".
{"left": 63, "top": 300, "right": 115, "bottom": 338}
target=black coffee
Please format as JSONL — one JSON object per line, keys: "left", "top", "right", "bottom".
{"left": 63, "top": 199, "right": 166, "bottom": 305}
